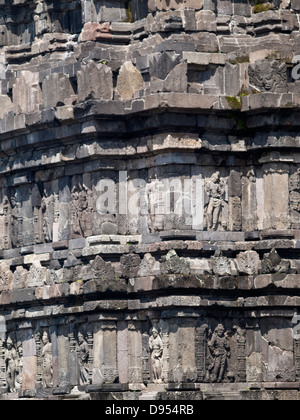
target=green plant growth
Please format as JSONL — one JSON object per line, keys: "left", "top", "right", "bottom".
{"left": 125, "top": 1, "right": 133, "bottom": 23}
{"left": 228, "top": 111, "right": 247, "bottom": 130}
{"left": 237, "top": 117, "right": 247, "bottom": 130}
{"left": 229, "top": 55, "right": 250, "bottom": 65}
{"left": 253, "top": 2, "right": 271, "bottom": 13}
{"left": 226, "top": 96, "right": 242, "bottom": 110}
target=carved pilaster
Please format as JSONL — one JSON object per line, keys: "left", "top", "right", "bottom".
{"left": 128, "top": 321, "right": 143, "bottom": 384}
{"left": 35, "top": 332, "right": 43, "bottom": 386}
{"left": 294, "top": 339, "right": 300, "bottom": 381}
{"left": 142, "top": 332, "right": 150, "bottom": 384}
{"left": 236, "top": 327, "right": 247, "bottom": 382}
{"left": 196, "top": 323, "right": 208, "bottom": 382}
{"left": 0, "top": 340, "right": 6, "bottom": 388}
{"left": 99, "top": 321, "right": 118, "bottom": 384}
{"left": 86, "top": 330, "right": 93, "bottom": 383}
{"left": 69, "top": 329, "right": 79, "bottom": 386}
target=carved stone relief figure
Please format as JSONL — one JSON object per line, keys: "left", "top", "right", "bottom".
{"left": 205, "top": 172, "right": 227, "bottom": 231}
{"left": 16, "top": 342, "right": 23, "bottom": 390}
{"left": 5, "top": 337, "right": 19, "bottom": 392}
{"left": 12, "top": 266, "right": 28, "bottom": 290}
{"left": 0, "top": 262, "right": 13, "bottom": 292}
{"left": 2, "top": 189, "right": 22, "bottom": 249}
{"left": 3, "top": 193, "right": 11, "bottom": 249}
{"left": 41, "top": 190, "right": 53, "bottom": 243}
{"left": 71, "top": 183, "right": 93, "bottom": 238}
{"left": 71, "top": 185, "right": 83, "bottom": 237}
{"left": 289, "top": 169, "right": 300, "bottom": 229}
{"left": 149, "top": 327, "right": 164, "bottom": 384}
{"left": 10, "top": 193, "right": 21, "bottom": 248}
{"left": 207, "top": 324, "right": 230, "bottom": 383}
{"left": 34, "top": 0, "right": 51, "bottom": 37}
{"left": 83, "top": 185, "right": 94, "bottom": 237}
{"left": 42, "top": 331, "right": 53, "bottom": 388}
{"left": 32, "top": 184, "right": 43, "bottom": 244}
{"left": 41, "top": 189, "right": 59, "bottom": 243}
{"left": 77, "top": 332, "right": 90, "bottom": 385}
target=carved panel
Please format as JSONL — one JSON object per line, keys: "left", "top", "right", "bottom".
{"left": 195, "top": 323, "right": 208, "bottom": 382}
{"left": 204, "top": 172, "right": 228, "bottom": 231}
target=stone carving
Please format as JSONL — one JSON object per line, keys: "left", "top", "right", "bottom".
{"left": 260, "top": 248, "right": 296, "bottom": 275}
{"left": 236, "top": 250, "right": 261, "bottom": 275}
{"left": 28, "top": 262, "right": 47, "bottom": 288}
{"left": 207, "top": 324, "right": 230, "bottom": 383}
{"left": 71, "top": 184, "right": 93, "bottom": 238}
{"left": 42, "top": 331, "right": 53, "bottom": 388}
{"left": 72, "top": 185, "right": 84, "bottom": 237}
{"left": 91, "top": 255, "right": 115, "bottom": 281}
{"left": 149, "top": 327, "right": 164, "bottom": 384}
{"left": 12, "top": 266, "right": 28, "bottom": 290}
{"left": 3, "top": 193, "right": 11, "bottom": 249}
{"left": 242, "top": 169, "right": 257, "bottom": 232}
{"left": 249, "top": 59, "right": 287, "bottom": 93}
{"left": 235, "top": 326, "right": 247, "bottom": 382}
{"left": 32, "top": 184, "right": 43, "bottom": 244}
{"left": 161, "top": 250, "right": 190, "bottom": 275}
{"left": 5, "top": 337, "right": 19, "bottom": 393}
{"left": 16, "top": 342, "right": 23, "bottom": 390}
{"left": 196, "top": 323, "right": 209, "bottom": 382}
{"left": 42, "top": 190, "right": 59, "bottom": 243}
{"left": 41, "top": 191, "right": 53, "bottom": 243}
{"left": 10, "top": 193, "right": 22, "bottom": 248}
{"left": 211, "top": 252, "right": 238, "bottom": 276}
{"left": 0, "top": 262, "right": 13, "bottom": 292}
{"left": 34, "top": 0, "right": 51, "bottom": 37}
{"left": 77, "top": 332, "right": 90, "bottom": 386}
{"left": 289, "top": 170, "right": 300, "bottom": 229}
{"left": 205, "top": 172, "right": 227, "bottom": 231}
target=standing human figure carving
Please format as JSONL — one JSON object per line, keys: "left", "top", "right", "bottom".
{"left": 77, "top": 332, "right": 90, "bottom": 385}
{"left": 42, "top": 331, "right": 53, "bottom": 388}
{"left": 5, "top": 337, "right": 18, "bottom": 392}
{"left": 149, "top": 327, "right": 163, "bottom": 384}
{"left": 205, "top": 172, "right": 226, "bottom": 231}
{"left": 208, "top": 324, "right": 230, "bottom": 383}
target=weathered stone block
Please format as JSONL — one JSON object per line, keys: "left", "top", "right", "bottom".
{"left": 116, "top": 61, "right": 144, "bottom": 100}
{"left": 79, "top": 22, "right": 112, "bottom": 42}
{"left": 77, "top": 62, "right": 113, "bottom": 102}
{"left": 42, "top": 73, "right": 76, "bottom": 109}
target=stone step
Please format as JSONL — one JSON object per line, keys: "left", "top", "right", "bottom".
{"left": 139, "top": 392, "right": 158, "bottom": 401}
{"left": 204, "top": 391, "right": 241, "bottom": 401}
{"left": 222, "top": 392, "right": 241, "bottom": 401}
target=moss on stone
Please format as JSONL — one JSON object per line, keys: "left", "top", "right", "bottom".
{"left": 229, "top": 55, "right": 250, "bottom": 65}
{"left": 226, "top": 96, "right": 242, "bottom": 110}
{"left": 125, "top": 1, "right": 133, "bottom": 23}
{"left": 253, "top": 2, "right": 271, "bottom": 13}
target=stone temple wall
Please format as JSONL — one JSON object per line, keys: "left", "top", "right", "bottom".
{"left": 0, "top": 0, "right": 300, "bottom": 400}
